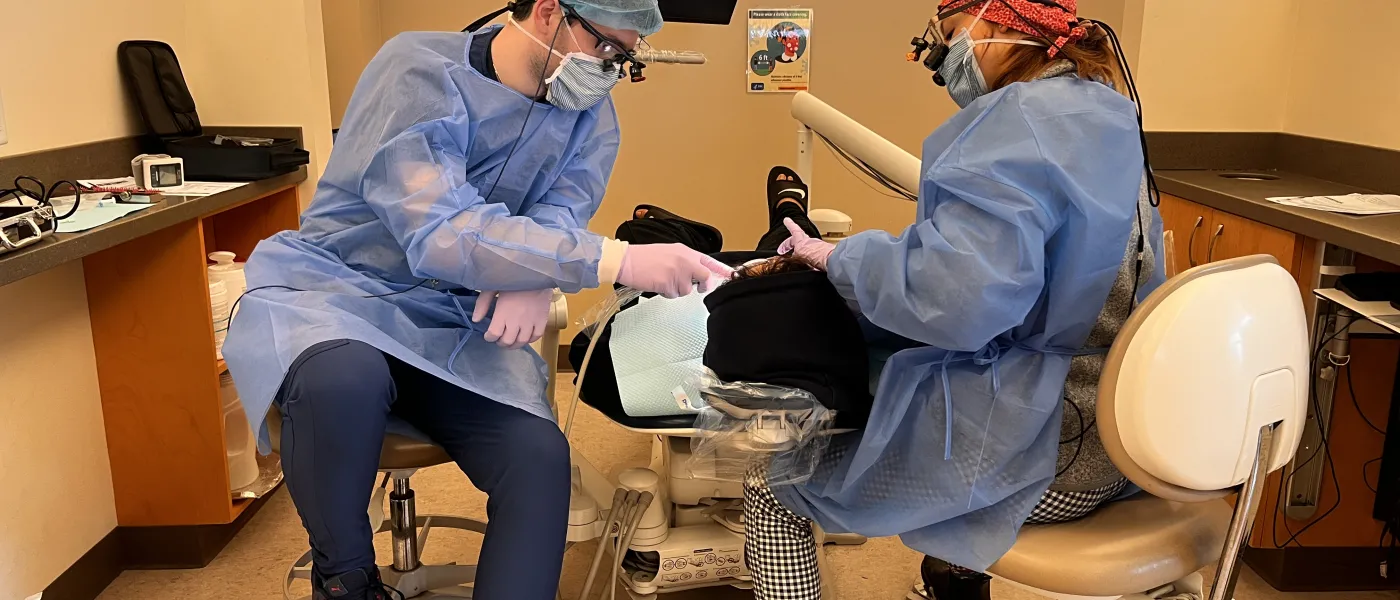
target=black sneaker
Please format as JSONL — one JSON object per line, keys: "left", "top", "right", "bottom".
{"left": 920, "top": 556, "right": 991, "bottom": 600}
{"left": 312, "top": 566, "right": 401, "bottom": 600}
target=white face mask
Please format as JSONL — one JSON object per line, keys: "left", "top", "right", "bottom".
{"left": 510, "top": 18, "right": 621, "bottom": 111}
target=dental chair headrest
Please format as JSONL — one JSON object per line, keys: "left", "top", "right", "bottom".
{"left": 703, "top": 269, "right": 872, "bottom": 428}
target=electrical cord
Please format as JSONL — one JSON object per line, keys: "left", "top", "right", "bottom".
{"left": 1056, "top": 397, "right": 1091, "bottom": 478}
{"left": 1365, "top": 457, "right": 1382, "bottom": 494}
{"left": 1345, "top": 363, "right": 1386, "bottom": 435}
{"left": 0, "top": 176, "right": 83, "bottom": 220}
{"left": 479, "top": 10, "right": 570, "bottom": 204}
{"left": 1270, "top": 309, "right": 1354, "bottom": 548}
{"left": 814, "top": 132, "right": 918, "bottom": 201}
{"left": 225, "top": 280, "right": 435, "bottom": 334}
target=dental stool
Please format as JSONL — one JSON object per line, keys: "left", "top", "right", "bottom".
{"left": 978, "top": 256, "right": 1310, "bottom": 600}
{"left": 268, "top": 407, "right": 484, "bottom": 599}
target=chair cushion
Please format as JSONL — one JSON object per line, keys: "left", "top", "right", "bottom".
{"left": 988, "top": 495, "right": 1231, "bottom": 597}
{"left": 268, "top": 409, "right": 453, "bottom": 471}
{"left": 377, "top": 433, "right": 454, "bottom": 471}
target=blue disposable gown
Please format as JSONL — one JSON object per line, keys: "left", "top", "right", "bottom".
{"left": 224, "top": 28, "right": 621, "bottom": 451}
{"left": 772, "top": 76, "right": 1166, "bottom": 571}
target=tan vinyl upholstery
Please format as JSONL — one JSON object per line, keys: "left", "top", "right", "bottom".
{"left": 266, "top": 406, "right": 453, "bottom": 471}
{"left": 989, "top": 495, "right": 1231, "bottom": 597}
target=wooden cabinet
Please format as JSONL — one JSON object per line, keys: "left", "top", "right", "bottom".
{"left": 1157, "top": 194, "right": 1211, "bottom": 270}
{"left": 1158, "top": 193, "right": 1307, "bottom": 276}
{"left": 85, "top": 185, "right": 300, "bottom": 527}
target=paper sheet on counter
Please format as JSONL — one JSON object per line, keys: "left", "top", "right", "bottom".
{"left": 1267, "top": 194, "right": 1400, "bottom": 215}
{"left": 77, "top": 177, "right": 249, "bottom": 197}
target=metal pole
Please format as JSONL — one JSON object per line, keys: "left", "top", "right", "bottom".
{"left": 797, "top": 124, "right": 815, "bottom": 198}
{"left": 1210, "top": 424, "right": 1275, "bottom": 600}
{"left": 391, "top": 477, "right": 420, "bottom": 572}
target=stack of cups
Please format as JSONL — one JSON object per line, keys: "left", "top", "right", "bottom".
{"left": 220, "top": 372, "right": 259, "bottom": 490}
{"left": 208, "top": 251, "right": 247, "bottom": 360}
{"left": 210, "top": 280, "right": 230, "bottom": 360}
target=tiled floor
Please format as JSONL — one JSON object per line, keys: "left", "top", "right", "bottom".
{"left": 99, "top": 384, "right": 1400, "bottom": 600}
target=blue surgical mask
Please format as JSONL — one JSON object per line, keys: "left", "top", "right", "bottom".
{"left": 938, "top": 5, "right": 1047, "bottom": 108}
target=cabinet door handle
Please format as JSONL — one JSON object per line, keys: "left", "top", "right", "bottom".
{"left": 1187, "top": 216, "right": 1204, "bottom": 267}
{"left": 1207, "top": 224, "right": 1225, "bottom": 263}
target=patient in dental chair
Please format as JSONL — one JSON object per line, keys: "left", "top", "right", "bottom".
{"left": 569, "top": 166, "right": 1134, "bottom": 600}
{"left": 570, "top": 166, "right": 875, "bottom": 429}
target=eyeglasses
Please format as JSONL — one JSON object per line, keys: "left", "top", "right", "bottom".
{"left": 561, "top": 5, "right": 649, "bottom": 82}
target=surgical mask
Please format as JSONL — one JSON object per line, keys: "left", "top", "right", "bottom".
{"left": 939, "top": 4, "right": 1047, "bottom": 108}
{"left": 511, "top": 19, "right": 621, "bottom": 111}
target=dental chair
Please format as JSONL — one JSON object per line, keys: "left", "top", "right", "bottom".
{"left": 562, "top": 275, "right": 869, "bottom": 599}
{"left": 971, "top": 255, "right": 1309, "bottom": 600}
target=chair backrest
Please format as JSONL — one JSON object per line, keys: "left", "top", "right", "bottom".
{"left": 1098, "top": 255, "right": 1309, "bottom": 501}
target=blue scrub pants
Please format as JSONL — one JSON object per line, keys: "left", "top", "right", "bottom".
{"left": 275, "top": 339, "right": 570, "bottom": 600}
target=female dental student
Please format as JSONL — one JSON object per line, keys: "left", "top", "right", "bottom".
{"left": 746, "top": 0, "right": 1165, "bottom": 598}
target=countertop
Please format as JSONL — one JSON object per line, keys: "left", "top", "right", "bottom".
{"left": 1157, "top": 169, "right": 1400, "bottom": 265}
{"left": 0, "top": 168, "right": 306, "bottom": 288}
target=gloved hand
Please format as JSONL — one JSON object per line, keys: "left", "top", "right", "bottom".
{"left": 471, "top": 289, "right": 555, "bottom": 350}
{"left": 777, "top": 218, "right": 837, "bottom": 271}
{"left": 617, "top": 243, "right": 734, "bottom": 299}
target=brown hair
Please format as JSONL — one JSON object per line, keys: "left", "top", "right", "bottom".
{"left": 988, "top": 24, "right": 1126, "bottom": 95}
{"left": 725, "top": 255, "right": 819, "bottom": 285}
{"left": 510, "top": 0, "right": 538, "bottom": 21}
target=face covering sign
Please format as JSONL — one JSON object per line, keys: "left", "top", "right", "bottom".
{"left": 747, "top": 8, "right": 813, "bottom": 93}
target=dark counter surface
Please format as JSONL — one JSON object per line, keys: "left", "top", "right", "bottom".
{"left": 0, "top": 168, "right": 305, "bottom": 288}
{"left": 1157, "top": 169, "right": 1400, "bottom": 265}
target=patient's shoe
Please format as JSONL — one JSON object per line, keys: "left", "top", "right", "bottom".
{"left": 767, "top": 166, "right": 810, "bottom": 219}
{"left": 313, "top": 566, "right": 399, "bottom": 600}
{"left": 917, "top": 556, "right": 992, "bottom": 600}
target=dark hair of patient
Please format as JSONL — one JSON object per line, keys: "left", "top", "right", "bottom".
{"left": 724, "top": 255, "right": 820, "bottom": 285}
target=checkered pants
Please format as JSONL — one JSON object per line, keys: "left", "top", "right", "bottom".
{"left": 743, "top": 472, "right": 1130, "bottom": 600}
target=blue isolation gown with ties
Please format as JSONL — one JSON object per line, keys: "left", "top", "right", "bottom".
{"left": 772, "top": 75, "right": 1167, "bottom": 571}
{"left": 224, "top": 27, "right": 622, "bottom": 451}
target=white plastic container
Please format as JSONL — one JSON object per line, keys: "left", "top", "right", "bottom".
{"left": 208, "top": 251, "right": 247, "bottom": 297}
{"left": 210, "top": 280, "right": 229, "bottom": 359}
{"left": 220, "top": 372, "right": 259, "bottom": 490}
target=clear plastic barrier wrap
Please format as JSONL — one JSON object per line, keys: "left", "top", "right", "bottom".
{"left": 688, "top": 370, "right": 834, "bottom": 486}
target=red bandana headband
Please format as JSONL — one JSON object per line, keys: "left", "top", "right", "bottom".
{"left": 938, "top": 0, "right": 1089, "bottom": 57}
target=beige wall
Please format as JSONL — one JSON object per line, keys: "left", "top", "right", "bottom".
{"left": 183, "top": 0, "right": 336, "bottom": 201}
{"left": 0, "top": 2, "right": 331, "bottom": 596}
{"left": 1281, "top": 1, "right": 1400, "bottom": 149}
{"left": 0, "top": 0, "right": 188, "bottom": 158}
{"left": 324, "top": 0, "right": 385, "bottom": 128}
{"left": 0, "top": 2, "right": 180, "bottom": 596}
{"left": 1135, "top": 0, "right": 1298, "bottom": 132}
{"left": 326, "top": 0, "right": 1128, "bottom": 334}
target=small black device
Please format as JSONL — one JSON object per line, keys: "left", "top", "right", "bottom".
{"left": 658, "top": 0, "right": 740, "bottom": 25}
{"left": 1336, "top": 272, "right": 1400, "bottom": 303}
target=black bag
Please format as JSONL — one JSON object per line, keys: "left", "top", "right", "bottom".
{"left": 117, "top": 40, "right": 309, "bottom": 181}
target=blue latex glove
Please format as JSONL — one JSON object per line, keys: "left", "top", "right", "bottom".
{"left": 618, "top": 243, "right": 734, "bottom": 299}
{"left": 777, "top": 218, "right": 837, "bottom": 270}
{"left": 471, "top": 289, "right": 555, "bottom": 350}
